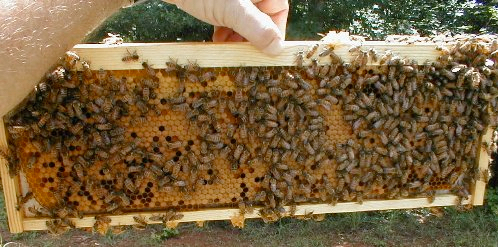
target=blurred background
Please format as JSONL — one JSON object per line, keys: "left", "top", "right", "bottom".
{"left": 86, "top": 0, "right": 498, "bottom": 42}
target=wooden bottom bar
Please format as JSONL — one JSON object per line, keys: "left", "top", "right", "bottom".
{"left": 22, "top": 194, "right": 468, "bottom": 231}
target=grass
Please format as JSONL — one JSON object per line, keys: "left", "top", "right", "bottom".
{"left": 236, "top": 207, "right": 498, "bottom": 247}
{"left": 1, "top": 189, "right": 498, "bottom": 247}
{"left": 0, "top": 191, "right": 7, "bottom": 230}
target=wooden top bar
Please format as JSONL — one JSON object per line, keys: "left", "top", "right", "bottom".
{"left": 72, "top": 41, "right": 441, "bottom": 70}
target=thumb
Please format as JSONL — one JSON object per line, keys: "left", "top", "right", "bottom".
{"left": 230, "top": 0, "right": 284, "bottom": 55}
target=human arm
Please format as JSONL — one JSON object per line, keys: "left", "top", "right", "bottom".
{"left": 0, "top": 0, "right": 132, "bottom": 117}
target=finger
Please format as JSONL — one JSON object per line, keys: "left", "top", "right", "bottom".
{"left": 213, "top": 26, "right": 232, "bottom": 42}
{"left": 253, "top": 0, "right": 289, "bottom": 38}
{"left": 252, "top": 0, "right": 288, "bottom": 14}
{"left": 230, "top": 1, "right": 284, "bottom": 55}
{"left": 227, "top": 32, "right": 246, "bottom": 42}
{"left": 213, "top": 27, "right": 246, "bottom": 42}
{"left": 268, "top": 8, "right": 288, "bottom": 38}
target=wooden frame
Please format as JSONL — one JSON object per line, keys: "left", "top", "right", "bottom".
{"left": 1, "top": 39, "right": 492, "bottom": 233}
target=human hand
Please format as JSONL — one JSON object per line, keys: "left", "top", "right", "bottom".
{"left": 163, "top": 0, "right": 289, "bottom": 55}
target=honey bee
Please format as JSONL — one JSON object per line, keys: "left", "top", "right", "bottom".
{"left": 256, "top": 92, "right": 271, "bottom": 101}
{"left": 141, "top": 62, "right": 157, "bottom": 77}
{"left": 233, "top": 88, "right": 245, "bottom": 103}
{"left": 183, "top": 72, "right": 199, "bottom": 83}
{"left": 199, "top": 153, "right": 215, "bottom": 164}
{"left": 263, "top": 148, "right": 274, "bottom": 163}
{"left": 171, "top": 102, "right": 190, "bottom": 112}
{"left": 304, "top": 142, "right": 315, "bottom": 155}
{"left": 23, "top": 154, "right": 37, "bottom": 169}
{"left": 104, "top": 201, "right": 121, "bottom": 213}
{"left": 163, "top": 58, "right": 182, "bottom": 73}
{"left": 70, "top": 163, "right": 85, "bottom": 180}
{"left": 149, "top": 211, "right": 184, "bottom": 224}
{"left": 233, "top": 144, "right": 244, "bottom": 161}
{"left": 259, "top": 208, "right": 280, "bottom": 223}
{"left": 197, "top": 71, "right": 216, "bottom": 83}
{"left": 133, "top": 215, "right": 148, "bottom": 230}
{"left": 46, "top": 219, "right": 68, "bottom": 235}
{"left": 16, "top": 191, "right": 34, "bottom": 210}
{"left": 365, "top": 111, "right": 380, "bottom": 122}
{"left": 246, "top": 67, "right": 259, "bottom": 82}
{"left": 298, "top": 78, "right": 313, "bottom": 91}
{"left": 231, "top": 162, "right": 240, "bottom": 170}
{"left": 117, "top": 192, "right": 131, "bottom": 206}
{"left": 306, "top": 43, "right": 319, "bottom": 59}
{"left": 205, "top": 133, "right": 221, "bottom": 143}
{"left": 427, "top": 191, "right": 436, "bottom": 204}
{"left": 173, "top": 179, "right": 186, "bottom": 187}
{"left": 140, "top": 86, "right": 151, "bottom": 101}
{"left": 227, "top": 100, "right": 239, "bottom": 115}
{"left": 92, "top": 215, "right": 112, "bottom": 235}
{"left": 28, "top": 206, "right": 49, "bottom": 217}
{"left": 237, "top": 201, "right": 255, "bottom": 215}
{"left": 239, "top": 150, "right": 251, "bottom": 165}
{"left": 239, "top": 123, "right": 248, "bottom": 139}
{"left": 122, "top": 49, "right": 139, "bottom": 62}
{"left": 183, "top": 60, "right": 200, "bottom": 73}
{"left": 375, "top": 146, "right": 388, "bottom": 156}
{"left": 124, "top": 178, "right": 137, "bottom": 193}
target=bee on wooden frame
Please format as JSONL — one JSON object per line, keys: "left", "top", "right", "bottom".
{"left": 306, "top": 43, "right": 319, "bottom": 59}
{"left": 133, "top": 215, "right": 148, "bottom": 230}
{"left": 122, "top": 49, "right": 140, "bottom": 62}
{"left": 142, "top": 61, "right": 156, "bottom": 77}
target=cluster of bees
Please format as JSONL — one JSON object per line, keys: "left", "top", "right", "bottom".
{"left": 1, "top": 34, "right": 497, "bottom": 233}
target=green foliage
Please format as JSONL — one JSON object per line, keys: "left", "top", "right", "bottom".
{"left": 11, "top": 231, "right": 40, "bottom": 241}
{"left": 349, "top": 1, "right": 498, "bottom": 39}
{"left": 151, "top": 227, "right": 180, "bottom": 242}
{"left": 0, "top": 190, "right": 8, "bottom": 230}
{"left": 286, "top": 0, "right": 378, "bottom": 40}
{"left": 85, "top": 0, "right": 211, "bottom": 43}
{"left": 486, "top": 187, "right": 498, "bottom": 215}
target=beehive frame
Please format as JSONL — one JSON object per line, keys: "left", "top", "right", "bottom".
{"left": 0, "top": 34, "right": 493, "bottom": 233}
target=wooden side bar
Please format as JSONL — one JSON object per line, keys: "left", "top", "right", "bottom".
{"left": 472, "top": 127, "right": 494, "bottom": 205}
{"left": 0, "top": 119, "right": 24, "bottom": 233}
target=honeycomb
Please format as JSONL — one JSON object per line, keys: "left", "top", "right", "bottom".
{"left": 2, "top": 34, "right": 497, "bottom": 226}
